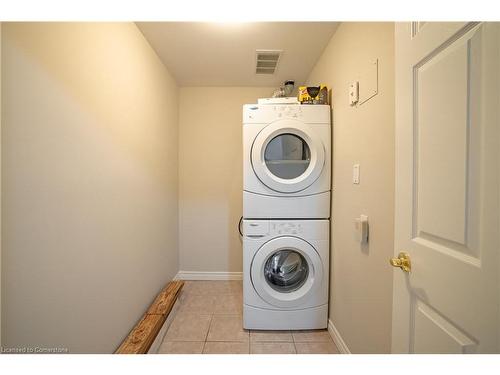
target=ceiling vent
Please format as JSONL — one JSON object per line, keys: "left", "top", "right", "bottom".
{"left": 255, "top": 50, "right": 282, "bottom": 74}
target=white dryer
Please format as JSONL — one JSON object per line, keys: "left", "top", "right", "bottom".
{"left": 243, "top": 104, "right": 331, "bottom": 219}
{"left": 243, "top": 219, "right": 329, "bottom": 330}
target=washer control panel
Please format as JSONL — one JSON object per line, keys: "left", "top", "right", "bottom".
{"left": 244, "top": 219, "right": 305, "bottom": 238}
{"left": 243, "top": 219, "right": 329, "bottom": 241}
{"left": 244, "top": 220, "right": 269, "bottom": 237}
{"left": 271, "top": 221, "right": 304, "bottom": 236}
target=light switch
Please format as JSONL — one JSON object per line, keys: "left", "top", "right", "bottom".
{"left": 353, "top": 164, "right": 360, "bottom": 184}
{"left": 349, "top": 81, "right": 359, "bottom": 106}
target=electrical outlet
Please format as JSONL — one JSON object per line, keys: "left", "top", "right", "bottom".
{"left": 354, "top": 215, "right": 369, "bottom": 243}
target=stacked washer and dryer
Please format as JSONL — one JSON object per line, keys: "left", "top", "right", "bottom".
{"left": 242, "top": 100, "right": 331, "bottom": 330}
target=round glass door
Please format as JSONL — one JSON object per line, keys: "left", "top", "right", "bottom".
{"left": 251, "top": 120, "right": 325, "bottom": 193}
{"left": 251, "top": 236, "right": 323, "bottom": 308}
{"left": 264, "top": 134, "right": 311, "bottom": 180}
{"left": 264, "top": 249, "right": 309, "bottom": 293}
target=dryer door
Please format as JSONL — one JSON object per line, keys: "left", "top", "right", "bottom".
{"left": 250, "top": 236, "right": 323, "bottom": 309}
{"left": 251, "top": 119, "right": 325, "bottom": 193}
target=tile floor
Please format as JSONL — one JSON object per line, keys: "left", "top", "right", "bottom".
{"left": 158, "top": 280, "right": 340, "bottom": 354}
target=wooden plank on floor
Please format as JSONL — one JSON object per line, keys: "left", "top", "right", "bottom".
{"left": 116, "top": 314, "right": 165, "bottom": 354}
{"left": 115, "top": 280, "right": 184, "bottom": 354}
{"left": 147, "top": 280, "right": 184, "bottom": 315}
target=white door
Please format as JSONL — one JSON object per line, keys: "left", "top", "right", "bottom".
{"left": 251, "top": 120, "right": 325, "bottom": 193}
{"left": 392, "top": 22, "right": 500, "bottom": 353}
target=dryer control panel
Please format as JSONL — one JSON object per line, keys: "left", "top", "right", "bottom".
{"left": 272, "top": 105, "right": 302, "bottom": 120}
{"left": 243, "top": 104, "right": 330, "bottom": 124}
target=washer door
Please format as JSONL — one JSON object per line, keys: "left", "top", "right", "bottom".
{"left": 251, "top": 236, "right": 323, "bottom": 309}
{"left": 251, "top": 119, "right": 325, "bottom": 193}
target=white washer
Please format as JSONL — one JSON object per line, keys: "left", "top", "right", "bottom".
{"left": 243, "top": 104, "right": 331, "bottom": 219}
{"left": 243, "top": 219, "right": 329, "bottom": 330}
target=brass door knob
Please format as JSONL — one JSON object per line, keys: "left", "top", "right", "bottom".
{"left": 390, "top": 252, "right": 411, "bottom": 273}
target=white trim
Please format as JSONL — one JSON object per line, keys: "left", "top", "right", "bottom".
{"left": 328, "top": 319, "right": 351, "bottom": 354}
{"left": 174, "top": 271, "right": 243, "bottom": 281}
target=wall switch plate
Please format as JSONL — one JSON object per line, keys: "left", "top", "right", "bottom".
{"left": 354, "top": 215, "right": 369, "bottom": 243}
{"left": 349, "top": 81, "right": 359, "bottom": 106}
{"left": 353, "top": 164, "right": 360, "bottom": 184}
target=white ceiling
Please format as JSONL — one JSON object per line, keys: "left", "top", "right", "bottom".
{"left": 136, "top": 22, "right": 339, "bottom": 87}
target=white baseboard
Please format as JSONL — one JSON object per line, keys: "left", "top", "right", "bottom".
{"left": 328, "top": 319, "right": 351, "bottom": 354}
{"left": 174, "top": 271, "right": 243, "bottom": 281}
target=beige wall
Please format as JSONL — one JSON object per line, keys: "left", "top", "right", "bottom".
{"left": 307, "top": 22, "right": 395, "bottom": 353}
{"left": 178, "top": 87, "right": 273, "bottom": 274}
{"left": 1, "top": 23, "right": 179, "bottom": 353}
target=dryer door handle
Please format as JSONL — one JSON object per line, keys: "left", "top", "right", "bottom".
{"left": 247, "top": 234, "right": 265, "bottom": 238}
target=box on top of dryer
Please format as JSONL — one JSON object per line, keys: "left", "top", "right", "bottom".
{"left": 298, "top": 85, "right": 329, "bottom": 104}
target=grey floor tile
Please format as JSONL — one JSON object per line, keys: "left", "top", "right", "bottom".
{"left": 207, "top": 314, "right": 249, "bottom": 342}
{"left": 295, "top": 341, "right": 340, "bottom": 354}
{"left": 164, "top": 312, "right": 212, "bottom": 342}
{"left": 250, "top": 342, "right": 296, "bottom": 354}
{"left": 203, "top": 341, "right": 249, "bottom": 354}
{"left": 158, "top": 341, "right": 204, "bottom": 354}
